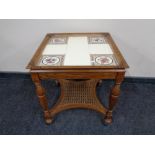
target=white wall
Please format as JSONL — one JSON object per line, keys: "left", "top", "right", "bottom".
{"left": 0, "top": 19, "right": 155, "bottom": 77}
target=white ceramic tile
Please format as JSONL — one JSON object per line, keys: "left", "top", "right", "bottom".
{"left": 88, "top": 44, "right": 113, "bottom": 54}
{"left": 64, "top": 37, "right": 90, "bottom": 66}
{"left": 42, "top": 44, "right": 67, "bottom": 55}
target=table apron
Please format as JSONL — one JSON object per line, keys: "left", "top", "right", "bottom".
{"left": 38, "top": 72, "right": 117, "bottom": 79}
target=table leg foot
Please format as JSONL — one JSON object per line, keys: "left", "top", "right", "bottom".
{"left": 45, "top": 118, "right": 54, "bottom": 124}
{"left": 104, "top": 116, "right": 112, "bottom": 125}
{"left": 103, "top": 111, "right": 113, "bottom": 125}
{"left": 44, "top": 111, "right": 53, "bottom": 124}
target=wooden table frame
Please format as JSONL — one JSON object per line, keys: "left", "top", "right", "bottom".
{"left": 27, "top": 33, "right": 129, "bottom": 125}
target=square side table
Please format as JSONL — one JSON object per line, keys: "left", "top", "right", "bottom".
{"left": 27, "top": 33, "right": 129, "bottom": 124}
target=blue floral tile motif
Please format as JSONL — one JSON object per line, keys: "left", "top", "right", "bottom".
{"left": 90, "top": 54, "right": 117, "bottom": 66}
{"left": 88, "top": 36, "right": 106, "bottom": 44}
{"left": 48, "top": 37, "right": 68, "bottom": 44}
{"left": 40, "top": 55, "right": 65, "bottom": 66}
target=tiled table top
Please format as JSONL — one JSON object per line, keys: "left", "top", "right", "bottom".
{"left": 27, "top": 33, "right": 129, "bottom": 70}
{"left": 39, "top": 35, "right": 116, "bottom": 66}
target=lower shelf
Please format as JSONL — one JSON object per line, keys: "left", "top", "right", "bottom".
{"left": 50, "top": 79, "right": 107, "bottom": 116}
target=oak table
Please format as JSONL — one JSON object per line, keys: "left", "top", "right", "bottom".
{"left": 26, "top": 33, "right": 129, "bottom": 125}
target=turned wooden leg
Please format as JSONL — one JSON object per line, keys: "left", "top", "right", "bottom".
{"left": 104, "top": 72, "right": 125, "bottom": 124}
{"left": 31, "top": 73, "right": 53, "bottom": 124}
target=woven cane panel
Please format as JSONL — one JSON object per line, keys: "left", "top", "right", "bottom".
{"left": 60, "top": 80, "right": 101, "bottom": 106}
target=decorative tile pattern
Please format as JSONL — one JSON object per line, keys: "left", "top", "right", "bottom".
{"left": 90, "top": 54, "right": 117, "bottom": 66}
{"left": 39, "top": 55, "right": 65, "bottom": 66}
{"left": 48, "top": 37, "right": 68, "bottom": 44}
{"left": 88, "top": 36, "right": 106, "bottom": 44}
